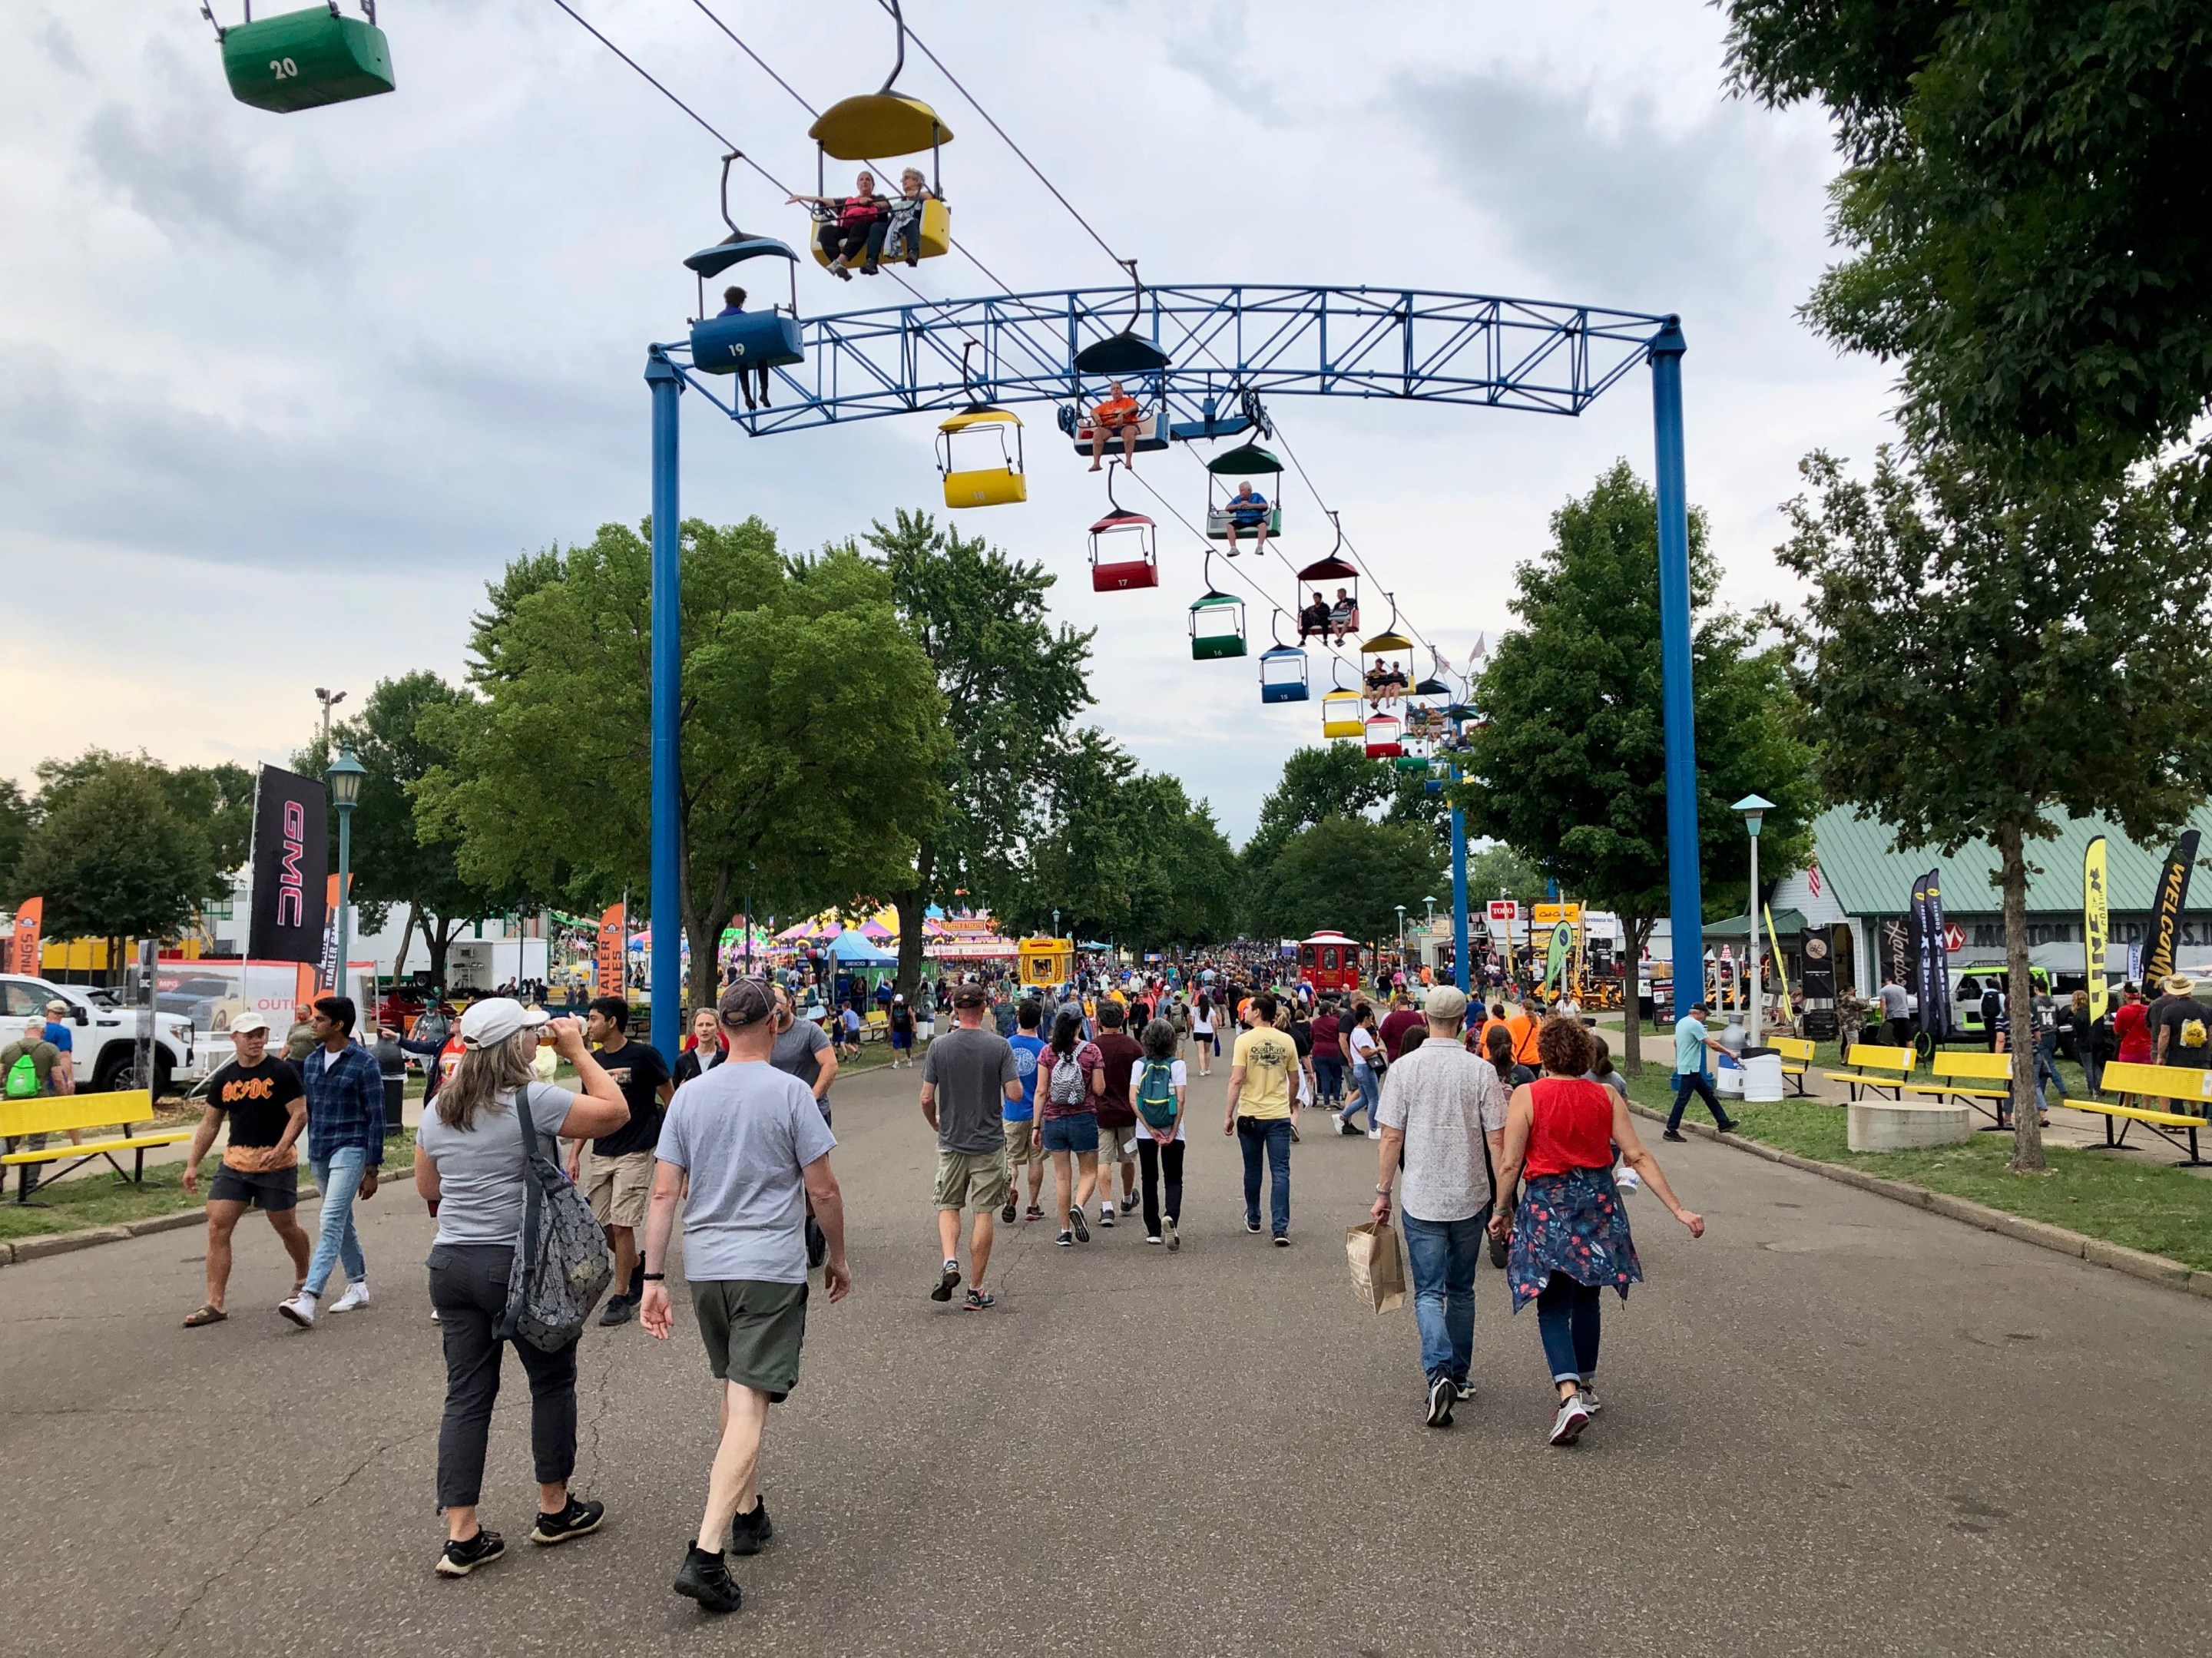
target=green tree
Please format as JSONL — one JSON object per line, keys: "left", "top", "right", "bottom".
{"left": 12, "top": 759, "right": 217, "bottom": 956}
{"left": 1464, "top": 843, "right": 1545, "bottom": 912}
{"left": 1243, "top": 743, "right": 1396, "bottom": 875}
{"left": 1775, "top": 445, "right": 2212, "bottom": 1169}
{"left": 1453, "top": 462, "right": 1815, "bottom": 1074}
{"left": 1723, "top": 2, "right": 2212, "bottom": 478}
{"left": 27, "top": 750, "right": 250, "bottom": 900}
{"left": 421, "top": 518, "right": 949, "bottom": 1010}
{"left": 865, "top": 510, "right": 1093, "bottom": 1001}
{"left": 1246, "top": 816, "right": 1445, "bottom": 951}
{"left": 0, "top": 778, "right": 31, "bottom": 898}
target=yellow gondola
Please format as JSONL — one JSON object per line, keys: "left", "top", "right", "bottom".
{"left": 803, "top": 2, "right": 953, "bottom": 271}
{"left": 937, "top": 408, "right": 1026, "bottom": 508}
{"left": 1321, "top": 689, "right": 1363, "bottom": 740}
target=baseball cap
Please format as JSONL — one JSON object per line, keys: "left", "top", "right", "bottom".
{"left": 459, "top": 997, "right": 551, "bottom": 1049}
{"left": 951, "top": 981, "right": 988, "bottom": 1008}
{"left": 1425, "top": 986, "right": 1469, "bottom": 1026}
{"left": 229, "top": 1010, "right": 270, "bottom": 1035}
{"left": 717, "top": 978, "right": 775, "bottom": 1029}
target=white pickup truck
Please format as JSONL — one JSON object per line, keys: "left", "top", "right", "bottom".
{"left": 0, "top": 973, "right": 204, "bottom": 1095}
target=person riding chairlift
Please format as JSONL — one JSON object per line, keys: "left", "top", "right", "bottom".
{"left": 879, "top": 167, "right": 935, "bottom": 268}
{"left": 716, "top": 286, "right": 772, "bottom": 412}
{"left": 1299, "top": 590, "right": 1332, "bottom": 641}
{"left": 1365, "top": 658, "right": 1409, "bottom": 707}
{"left": 1328, "top": 587, "right": 1359, "bottom": 644}
{"left": 1224, "top": 481, "right": 1271, "bottom": 558}
{"left": 1088, "top": 379, "right": 1144, "bottom": 473}
{"left": 788, "top": 170, "right": 889, "bottom": 280}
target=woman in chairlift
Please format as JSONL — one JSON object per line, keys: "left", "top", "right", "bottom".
{"left": 788, "top": 170, "right": 889, "bottom": 278}
{"left": 880, "top": 167, "right": 935, "bottom": 268}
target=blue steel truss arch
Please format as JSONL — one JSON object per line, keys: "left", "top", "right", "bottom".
{"left": 640, "top": 282, "right": 1700, "bottom": 1056}
{"left": 657, "top": 283, "right": 1674, "bottom": 435}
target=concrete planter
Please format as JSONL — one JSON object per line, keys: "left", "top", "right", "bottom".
{"left": 1847, "top": 1100, "right": 1974, "bottom": 1153}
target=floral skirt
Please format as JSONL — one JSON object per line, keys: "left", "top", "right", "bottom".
{"left": 1507, "top": 1167, "right": 1643, "bottom": 1311}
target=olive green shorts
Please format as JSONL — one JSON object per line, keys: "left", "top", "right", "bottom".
{"left": 1003, "top": 1116, "right": 1042, "bottom": 1168}
{"left": 935, "top": 1148, "right": 1010, "bottom": 1212}
{"left": 689, "top": 1278, "right": 809, "bottom": 1400}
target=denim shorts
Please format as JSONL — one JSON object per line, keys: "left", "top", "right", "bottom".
{"left": 1039, "top": 1113, "right": 1099, "bottom": 1155}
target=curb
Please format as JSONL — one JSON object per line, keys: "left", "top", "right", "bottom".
{"left": 1627, "top": 1104, "right": 2212, "bottom": 1302}
{"left": 0, "top": 1157, "right": 416, "bottom": 1270}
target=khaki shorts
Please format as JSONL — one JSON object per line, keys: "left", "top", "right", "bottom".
{"left": 580, "top": 1147, "right": 655, "bottom": 1229}
{"left": 935, "top": 1148, "right": 1010, "bottom": 1212}
{"left": 1004, "top": 1116, "right": 1042, "bottom": 1167}
{"left": 690, "top": 1278, "right": 809, "bottom": 1399}
{"left": 1095, "top": 1120, "right": 1138, "bottom": 1163}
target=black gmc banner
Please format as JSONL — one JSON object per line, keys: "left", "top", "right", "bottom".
{"left": 2142, "top": 830, "right": 2200, "bottom": 987}
{"left": 247, "top": 765, "right": 328, "bottom": 964}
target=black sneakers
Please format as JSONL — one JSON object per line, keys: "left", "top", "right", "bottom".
{"left": 1426, "top": 1375, "right": 1455, "bottom": 1428}
{"left": 1661, "top": 1130, "right": 1687, "bottom": 1142}
{"left": 674, "top": 1545, "right": 743, "bottom": 1614}
{"left": 962, "top": 1287, "right": 996, "bottom": 1310}
{"left": 598, "top": 1295, "right": 636, "bottom": 1327}
{"left": 435, "top": 1527, "right": 506, "bottom": 1577}
{"left": 929, "top": 1259, "right": 962, "bottom": 1302}
{"left": 805, "top": 1216, "right": 827, "bottom": 1269}
{"left": 530, "top": 1495, "right": 605, "bottom": 1545}
{"left": 728, "top": 1498, "right": 773, "bottom": 1557}
{"left": 1070, "top": 1206, "right": 1090, "bottom": 1243}
{"left": 1000, "top": 1200, "right": 1018, "bottom": 1224}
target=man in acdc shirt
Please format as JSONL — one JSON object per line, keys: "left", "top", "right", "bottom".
{"left": 180, "top": 1011, "right": 310, "bottom": 1328}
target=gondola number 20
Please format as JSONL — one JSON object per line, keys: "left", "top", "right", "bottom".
{"left": 269, "top": 58, "right": 300, "bottom": 80}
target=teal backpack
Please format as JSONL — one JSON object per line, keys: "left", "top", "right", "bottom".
{"left": 1134, "top": 1059, "right": 1178, "bottom": 1130}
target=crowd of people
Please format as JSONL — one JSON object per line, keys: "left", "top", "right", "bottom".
{"left": 168, "top": 948, "right": 1704, "bottom": 1615}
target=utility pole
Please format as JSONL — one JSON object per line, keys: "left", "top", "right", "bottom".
{"left": 314, "top": 687, "right": 347, "bottom": 753}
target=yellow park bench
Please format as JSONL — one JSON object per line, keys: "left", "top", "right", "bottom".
{"left": 0, "top": 1090, "right": 188, "bottom": 1205}
{"left": 1906, "top": 1049, "right": 2017, "bottom": 1126}
{"left": 2065, "top": 1061, "right": 2212, "bottom": 1167}
{"left": 1820, "top": 1043, "right": 1917, "bottom": 1102}
{"left": 1767, "top": 1035, "right": 1814, "bottom": 1096}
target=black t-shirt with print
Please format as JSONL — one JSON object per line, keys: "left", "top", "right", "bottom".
{"left": 207, "top": 1057, "right": 305, "bottom": 1148}
{"left": 589, "top": 1038, "right": 671, "bottom": 1157}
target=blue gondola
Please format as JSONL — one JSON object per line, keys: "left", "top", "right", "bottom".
{"left": 1258, "top": 613, "right": 1310, "bottom": 703}
{"left": 685, "top": 154, "right": 804, "bottom": 376}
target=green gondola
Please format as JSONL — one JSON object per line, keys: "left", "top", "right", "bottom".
{"left": 213, "top": 4, "right": 395, "bottom": 114}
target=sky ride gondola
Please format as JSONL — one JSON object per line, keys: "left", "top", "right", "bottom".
{"left": 1074, "top": 260, "right": 1173, "bottom": 376}
{"left": 685, "top": 155, "right": 803, "bottom": 379}
{"left": 1361, "top": 603, "right": 1416, "bottom": 707}
{"left": 1296, "top": 512, "right": 1359, "bottom": 640}
{"left": 1321, "top": 661, "right": 1363, "bottom": 739}
{"left": 1258, "top": 614, "right": 1310, "bottom": 704}
{"left": 204, "top": 2, "right": 394, "bottom": 114}
{"left": 1189, "top": 558, "right": 1247, "bottom": 660}
{"left": 803, "top": 0, "right": 952, "bottom": 272}
{"left": 1205, "top": 442, "right": 1283, "bottom": 544}
{"left": 938, "top": 408, "right": 1025, "bottom": 508}
{"left": 1088, "top": 464, "right": 1158, "bottom": 592}
{"left": 1364, "top": 713, "right": 1403, "bottom": 760}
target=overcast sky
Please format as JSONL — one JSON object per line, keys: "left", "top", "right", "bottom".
{"left": 2, "top": 0, "right": 1892, "bottom": 843}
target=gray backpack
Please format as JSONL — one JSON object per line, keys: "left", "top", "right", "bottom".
{"left": 496, "top": 1085, "right": 614, "bottom": 1352}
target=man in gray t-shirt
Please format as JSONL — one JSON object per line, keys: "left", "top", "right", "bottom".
{"left": 920, "top": 982, "right": 1025, "bottom": 1310}
{"left": 770, "top": 985, "right": 839, "bottom": 1124}
{"left": 1369, "top": 987, "right": 1509, "bottom": 1425}
{"left": 643, "top": 979, "right": 848, "bottom": 1617}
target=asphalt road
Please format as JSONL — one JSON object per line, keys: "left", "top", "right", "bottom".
{"left": 3, "top": 1054, "right": 2209, "bottom": 1657}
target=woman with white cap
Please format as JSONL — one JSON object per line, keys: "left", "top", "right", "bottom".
{"left": 413, "top": 1000, "right": 630, "bottom": 1578}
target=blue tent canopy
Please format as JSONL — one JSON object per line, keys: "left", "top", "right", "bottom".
{"left": 826, "top": 932, "right": 898, "bottom": 966}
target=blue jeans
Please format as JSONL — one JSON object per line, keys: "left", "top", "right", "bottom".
{"left": 1345, "top": 1061, "right": 1381, "bottom": 1128}
{"left": 1535, "top": 1273, "right": 1601, "bottom": 1385}
{"left": 2082, "top": 1050, "right": 2105, "bottom": 1096}
{"left": 1313, "top": 1053, "right": 1344, "bottom": 1106}
{"left": 1400, "top": 1209, "right": 1488, "bottom": 1385}
{"left": 305, "top": 1145, "right": 369, "bottom": 1296}
{"left": 1236, "top": 1117, "right": 1291, "bottom": 1236}
{"left": 1667, "top": 1070, "right": 1734, "bottom": 1133}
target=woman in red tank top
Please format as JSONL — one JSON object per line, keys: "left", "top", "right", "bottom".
{"left": 1489, "top": 1017, "right": 1706, "bottom": 1447}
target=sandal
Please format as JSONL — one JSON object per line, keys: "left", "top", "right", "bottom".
{"left": 183, "top": 1305, "right": 228, "bottom": 1328}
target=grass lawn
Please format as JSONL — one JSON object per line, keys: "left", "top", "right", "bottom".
{"left": 0, "top": 1130, "right": 417, "bottom": 1245}
{"left": 1615, "top": 1053, "right": 2212, "bottom": 1271}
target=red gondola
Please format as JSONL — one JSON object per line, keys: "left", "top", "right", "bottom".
{"left": 1088, "top": 462, "right": 1158, "bottom": 591}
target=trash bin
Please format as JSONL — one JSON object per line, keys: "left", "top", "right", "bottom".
{"left": 1739, "top": 1047, "right": 1785, "bottom": 1104}
{"left": 1714, "top": 1051, "right": 1746, "bottom": 1097}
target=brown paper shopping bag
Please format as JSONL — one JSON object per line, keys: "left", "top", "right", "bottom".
{"left": 1345, "top": 1220, "right": 1407, "bottom": 1314}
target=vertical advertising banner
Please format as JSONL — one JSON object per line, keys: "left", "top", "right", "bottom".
{"left": 316, "top": 873, "right": 350, "bottom": 992}
{"left": 8, "top": 897, "right": 41, "bottom": 975}
{"left": 2142, "top": 830, "right": 2200, "bottom": 988}
{"left": 247, "top": 765, "right": 328, "bottom": 964}
{"left": 2082, "top": 836, "right": 2110, "bottom": 1021}
{"left": 595, "top": 902, "right": 627, "bottom": 998}
{"left": 1921, "top": 869, "right": 1954, "bottom": 1037}
{"left": 1907, "top": 873, "right": 1933, "bottom": 1028}
{"left": 1880, "top": 916, "right": 1912, "bottom": 992}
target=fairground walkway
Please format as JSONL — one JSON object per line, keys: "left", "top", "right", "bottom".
{"left": 2, "top": 1057, "right": 2206, "bottom": 1656}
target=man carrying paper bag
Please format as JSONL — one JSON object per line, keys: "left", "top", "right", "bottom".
{"left": 1365, "top": 987, "right": 1510, "bottom": 1429}
{"left": 1346, "top": 1219, "right": 1407, "bottom": 1313}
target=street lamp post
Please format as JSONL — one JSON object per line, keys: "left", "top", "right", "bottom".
{"left": 313, "top": 687, "right": 346, "bottom": 752}
{"left": 328, "top": 749, "right": 366, "bottom": 1004}
{"left": 1734, "top": 794, "right": 1775, "bottom": 1045}
{"left": 1395, "top": 902, "right": 1406, "bottom": 971}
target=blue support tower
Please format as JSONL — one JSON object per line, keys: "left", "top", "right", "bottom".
{"left": 1450, "top": 804, "right": 1470, "bottom": 994}
{"left": 1648, "top": 318, "right": 1701, "bottom": 1021}
{"left": 646, "top": 349, "right": 684, "bottom": 1060}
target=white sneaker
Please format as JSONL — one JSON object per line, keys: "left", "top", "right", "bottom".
{"left": 328, "top": 1282, "right": 373, "bottom": 1314}
{"left": 277, "top": 1291, "right": 318, "bottom": 1329}
{"left": 1548, "top": 1394, "right": 1591, "bottom": 1446}
{"left": 1366, "top": 1128, "right": 1381, "bottom": 1140}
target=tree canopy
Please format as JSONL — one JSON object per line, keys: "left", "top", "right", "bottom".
{"left": 12, "top": 757, "right": 218, "bottom": 945}
{"left": 1246, "top": 815, "right": 1445, "bottom": 948}
{"left": 1776, "top": 445, "right": 2212, "bottom": 1163}
{"left": 1724, "top": 1, "right": 2212, "bottom": 477}
{"left": 421, "top": 517, "right": 949, "bottom": 1007}
{"left": 1452, "top": 461, "right": 1815, "bottom": 1070}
